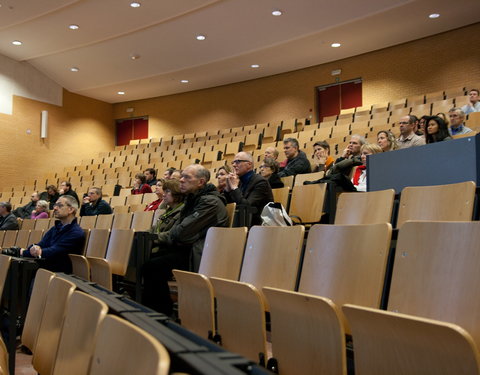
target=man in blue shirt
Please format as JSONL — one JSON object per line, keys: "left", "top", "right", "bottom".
{"left": 448, "top": 108, "right": 473, "bottom": 136}
{"left": 21, "top": 195, "right": 85, "bottom": 273}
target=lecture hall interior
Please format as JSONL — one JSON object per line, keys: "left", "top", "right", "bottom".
{"left": 1, "top": 0, "right": 480, "bottom": 374}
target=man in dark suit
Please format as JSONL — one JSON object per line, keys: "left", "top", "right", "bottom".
{"left": 0, "top": 202, "right": 19, "bottom": 230}
{"left": 223, "top": 151, "right": 273, "bottom": 226}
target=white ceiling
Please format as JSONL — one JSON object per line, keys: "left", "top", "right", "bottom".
{"left": 0, "top": 0, "right": 479, "bottom": 104}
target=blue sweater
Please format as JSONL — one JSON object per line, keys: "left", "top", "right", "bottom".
{"left": 23, "top": 218, "right": 85, "bottom": 273}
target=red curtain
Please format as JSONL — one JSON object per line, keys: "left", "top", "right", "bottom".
{"left": 317, "top": 80, "right": 362, "bottom": 122}
{"left": 115, "top": 118, "right": 149, "bottom": 146}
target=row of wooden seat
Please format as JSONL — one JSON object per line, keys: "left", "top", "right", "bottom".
{"left": 173, "top": 220, "right": 480, "bottom": 374}
{"left": 18, "top": 267, "right": 169, "bottom": 375}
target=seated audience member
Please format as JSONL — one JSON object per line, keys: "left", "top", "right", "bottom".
{"left": 30, "top": 200, "right": 50, "bottom": 219}
{"left": 21, "top": 195, "right": 85, "bottom": 273}
{"left": 145, "top": 179, "right": 165, "bottom": 211}
{"left": 448, "top": 107, "right": 473, "bottom": 136}
{"left": 131, "top": 173, "right": 153, "bottom": 195}
{"left": 264, "top": 146, "right": 279, "bottom": 161}
{"left": 150, "top": 179, "right": 185, "bottom": 252}
{"left": 13, "top": 192, "right": 39, "bottom": 219}
{"left": 141, "top": 164, "right": 229, "bottom": 315}
{"left": 336, "top": 134, "right": 365, "bottom": 162}
{"left": 436, "top": 112, "right": 450, "bottom": 127}
{"left": 417, "top": 115, "right": 429, "bottom": 135}
{"left": 170, "top": 170, "right": 182, "bottom": 180}
{"left": 259, "top": 158, "right": 284, "bottom": 189}
{"left": 461, "top": 89, "right": 480, "bottom": 115}
{"left": 396, "top": 115, "right": 426, "bottom": 149}
{"left": 277, "top": 138, "right": 312, "bottom": 177}
{"left": 352, "top": 144, "right": 383, "bottom": 192}
{"left": 80, "top": 187, "right": 113, "bottom": 216}
{"left": 163, "top": 167, "right": 176, "bottom": 180}
{"left": 223, "top": 152, "right": 273, "bottom": 226}
{"left": 0, "top": 202, "right": 19, "bottom": 230}
{"left": 59, "top": 181, "right": 80, "bottom": 205}
{"left": 216, "top": 165, "right": 232, "bottom": 193}
{"left": 144, "top": 168, "right": 158, "bottom": 187}
{"left": 377, "top": 130, "right": 398, "bottom": 152}
{"left": 40, "top": 185, "right": 60, "bottom": 210}
{"left": 425, "top": 116, "right": 452, "bottom": 143}
{"left": 312, "top": 140, "right": 334, "bottom": 173}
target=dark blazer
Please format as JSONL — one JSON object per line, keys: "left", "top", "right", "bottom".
{"left": 224, "top": 173, "right": 273, "bottom": 226}
{"left": 0, "top": 213, "right": 19, "bottom": 230}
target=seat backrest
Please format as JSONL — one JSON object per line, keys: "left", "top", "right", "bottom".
{"left": 112, "top": 212, "right": 133, "bottom": 229}
{"left": 334, "top": 189, "right": 395, "bottom": 224}
{"left": 0, "top": 255, "right": 11, "bottom": 299}
{"left": 89, "top": 315, "right": 170, "bottom": 375}
{"left": 225, "top": 203, "right": 236, "bottom": 228}
{"left": 293, "top": 171, "right": 325, "bottom": 186}
{"left": 299, "top": 224, "right": 392, "bottom": 311}
{"left": 34, "top": 218, "right": 51, "bottom": 231}
{"left": 14, "top": 229, "right": 31, "bottom": 248}
{"left": 126, "top": 194, "right": 143, "bottom": 205}
{"left": 85, "top": 229, "right": 111, "bottom": 258}
{"left": 94, "top": 214, "right": 114, "bottom": 229}
{"left": 389, "top": 221, "right": 480, "bottom": 349}
{"left": 396, "top": 181, "right": 475, "bottom": 228}
{"left": 272, "top": 187, "right": 290, "bottom": 210}
{"left": 52, "top": 292, "right": 108, "bottom": 375}
{"left": 22, "top": 269, "right": 55, "bottom": 351}
{"left": 28, "top": 229, "right": 44, "bottom": 245}
{"left": 280, "top": 175, "right": 294, "bottom": 189}
{"left": 79, "top": 215, "right": 97, "bottom": 230}
{"left": 142, "top": 192, "right": 158, "bottom": 205}
{"left": 105, "top": 229, "right": 135, "bottom": 275}
{"left": 198, "top": 227, "right": 248, "bottom": 279}
{"left": 289, "top": 183, "right": 327, "bottom": 223}
{"left": 2, "top": 230, "right": 17, "bottom": 248}
{"left": 21, "top": 218, "right": 36, "bottom": 230}
{"left": 32, "top": 277, "right": 76, "bottom": 375}
{"left": 131, "top": 210, "right": 154, "bottom": 231}
{"left": 239, "top": 225, "right": 305, "bottom": 291}
{"left": 343, "top": 304, "right": 480, "bottom": 375}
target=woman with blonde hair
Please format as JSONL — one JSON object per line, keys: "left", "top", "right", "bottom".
{"left": 377, "top": 130, "right": 398, "bottom": 152}
{"left": 352, "top": 143, "right": 383, "bottom": 192}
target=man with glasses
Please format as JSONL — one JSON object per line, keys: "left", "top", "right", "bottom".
{"left": 223, "top": 152, "right": 273, "bottom": 226}
{"left": 21, "top": 195, "right": 85, "bottom": 273}
{"left": 396, "top": 115, "right": 426, "bottom": 149}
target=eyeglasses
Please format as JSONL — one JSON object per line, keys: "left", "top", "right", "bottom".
{"left": 231, "top": 159, "right": 250, "bottom": 165}
{"left": 53, "top": 202, "right": 71, "bottom": 208}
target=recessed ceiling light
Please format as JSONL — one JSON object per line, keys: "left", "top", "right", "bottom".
{"left": 130, "top": 54, "right": 140, "bottom": 60}
{"left": 117, "top": 91, "right": 125, "bottom": 95}
{"left": 130, "top": 2, "right": 141, "bottom": 8}
{"left": 180, "top": 80, "right": 189, "bottom": 83}
{"left": 429, "top": 13, "right": 440, "bottom": 19}
{"left": 272, "top": 10, "right": 283, "bottom": 16}
{"left": 12, "top": 40, "right": 22, "bottom": 46}
{"left": 196, "top": 35, "right": 206, "bottom": 41}
{"left": 68, "top": 24, "right": 79, "bottom": 30}
{"left": 331, "top": 43, "right": 341, "bottom": 48}
{"left": 70, "top": 67, "right": 79, "bottom": 72}
{"left": 251, "top": 64, "right": 260, "bottom": 68}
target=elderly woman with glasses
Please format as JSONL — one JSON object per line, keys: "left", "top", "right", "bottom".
{"left": 30, "top": 200, "right": 50, "bottom": 219}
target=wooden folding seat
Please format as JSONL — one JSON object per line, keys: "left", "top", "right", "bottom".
{"left": 142, "top": 192, "right": 157, "bottom": 205}
{"left": 89, "top": 315, "right": 170, "bottom": 375}
{"left": 454, "top": 94, "right": 470, "bottom": 108}
{"left": 410, "top": 103, "right": 432, "bottom": 116}
{"left": 279, "top": 176, "right": 294, "bottom": 190}
{"left": 331, "top": 124, "right": 351, "bottom": 138}
{"left": 293, "top": 171, "right": 324, "bottom": 186}
{"left": 335, "top": 189, "right": 395, "bottom": 224}
{"left": 88, "top": 229, "right": 135, "bottom": 290}
{"left": 296, "top": 129, "right": 316, "bottom": 145}
{"left": 52, "top": 291, "right": 108, "bottom": 375}
{"left": 388, "top": 221, "right": 480, "bottom": 349}
{"left": 389, "top": 108, "right": 411, "bottom": 123}
{"left": 131, "top": 210, "right": 154, "bottom": 231}
{"left": 262, "top": 125, "right": 280, "bottom": 143}
{"left": 263, "top": 287, "right": 346, "bottom": 375}
{"left": 444, "top": 86, "right": 466, "bottom": 99}
{"left": 125, "top": 194, "right": 143, "bottom": 206}
{"left": 210, "top": 226, "right": 305, "bottom": 362}
{"left": 272, "top": 187, "right": 291, "bottom": 210}
{"left": 343, "top": 304, "right": 480, "bottom": 375}
{"left": 425, "top": 89, "right": 445, "bottom": 103}
{"left": 173, "top": 227, "right": 248, "bottom": 338}
{"left": 14, "top": 229, "right": 31, "bottom": 248}
{"left": 28, "top": 229, "right": 44, "bottom": 245}
{"left": 431, "top": 98, "right": 454, "bottom": 115}
{"left": 340, "top": 108, "right": 355, "bottom": 116}
{"left": 94, "top": 214, "right": 114, "bottom": 230}
{"left": 407, "top": 94, "right": 425, "bottom": 106}
{"left": 113, "top": 205, "right": 129, "bottom": 214}
{"left": 117, "top": 176, "right": 131, "bottom": 187}
{"left": 32, "top": 277, "right": 76, "bottom": 375}
{"left": 2, "top": 231, "right": 18, "bottom": 248}
{"left": 242, "top": 133, "right": 262, "bottom": 152}
{"left": 109, "top": 196, "right": 127, "bottom": 208}
{"left": 388, "top": 98, "right": 407, "bottom": 110}
{"left": 396, "top": 181, "right": 475, "bottom": 228}
{"left": 289, "top": 184, "right": 327, "bottom": 224}
{"left": 112, "top": 212, "right": 133, "bottom": 230}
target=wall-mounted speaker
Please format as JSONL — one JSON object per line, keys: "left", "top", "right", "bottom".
{"left": 40, "top": 110, "right": 48, "bottom": 138}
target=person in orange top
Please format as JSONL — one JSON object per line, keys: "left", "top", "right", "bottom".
{"left": 312, "top": 140, "right": 334, "bottom": 173}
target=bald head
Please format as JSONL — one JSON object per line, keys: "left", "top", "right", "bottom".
{"left": 264, "top": 147, "right": 279, "bottom": 161}
{"left": 232, "top": 152, "right": 254, "bottom": 177}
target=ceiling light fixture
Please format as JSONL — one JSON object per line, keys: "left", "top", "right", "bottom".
{"left": 130, "top": 54, "right": 140, "bottom": 60}
{"left": 196, "top": 35, "right": 206, "bottom": 41}
{"left": 12, "top": 40, "right": 22, "bottom": 46}
{"left": 272, "top": 10, "right": 283, "bottom": 16}
{"left": 180, "top": 80, "right": 189, "bottom": 83}
{"left": 117, "top": 91, "right": 125, "bottom": 95}
{"left": 429, "top": 13, "right": 440, "bottom": 18}
{"left": 70, "top": 67, "right": 79, "bottom": 72}
{"left": 130, "top": 2, "right": 141, "bottom": 8}
{"left": 68, "top": 24, "right": 79, "bottom": 30}
{"left": 331, "top": 42, "right": 341, "bottom": 48}
{"left": 251, "top": 64, "right": 260, "bottom": 68}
